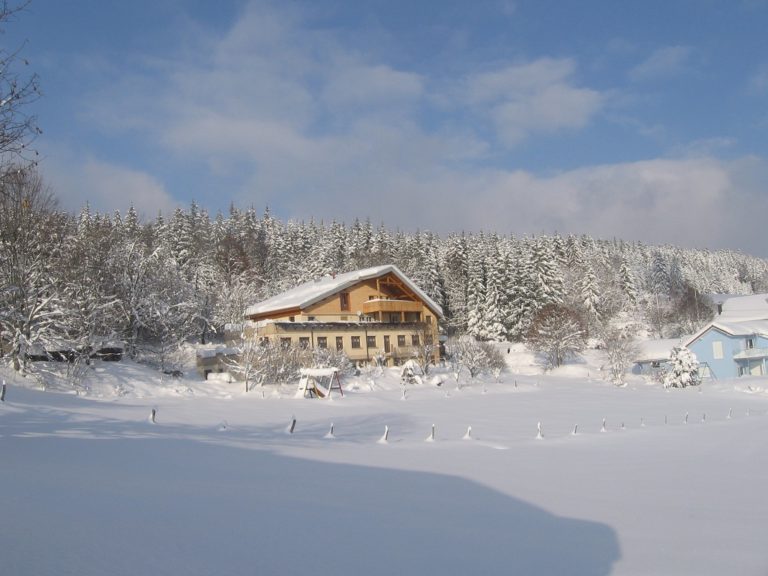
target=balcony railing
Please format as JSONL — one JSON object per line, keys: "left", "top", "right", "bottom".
{"left": 362, "top": 299, "right": 422, "bottom": 315}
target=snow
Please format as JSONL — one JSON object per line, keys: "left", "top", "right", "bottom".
{"left": 634, "top": 337, "right": 681, "bottom": 362}
{"left": 244, "top": 264, "right": 443, "bottom": 318}
{"left": 2, "top": 350, "right": 768, "bottom": 575}
{"left": 299, "top": 367, "right": 339, "bottom": 377}
{"left": 718, "top": 293, "right": 768, "bottom": 322}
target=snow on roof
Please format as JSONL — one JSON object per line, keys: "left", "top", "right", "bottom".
{"left": 299, "top": 368, "right": 339, "bottom": 377}
{"left": 682, "top": 294, "right": 768, "bottom": 348}
{"left": 245, "top": 265, "right": 444, "bottom": 319}
{"left": 635, "top": 338, "right": 682, "bottom": 363}
{"left": 196, "top": 347, "right": 238, "bottom": 359}
{"left": 685, "top": 319, "right": 768, "bottom": 347}
{"left": 718, "top": 293, "right": 768, "bottom": 322}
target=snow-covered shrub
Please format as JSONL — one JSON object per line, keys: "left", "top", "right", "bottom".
{"left": 444, "top": 336, "right": 504, "bottom": 381}
{"left": 481, "top": 342, "right": 506, "bottom": 382}
{"left": 312, "top": 346, "right": 354, "bottom": 377}
{"left": 599, "top": 325, "right": 640, "bottom": 386}
{"left": 663, "top": 346, "right": 700, "bottom": 388}
{"left": 526, "top": 304, "right": 587, "bottom": 369}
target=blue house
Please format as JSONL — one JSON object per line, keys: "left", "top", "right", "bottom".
{"left": 684, "top": 294, "right": 768, "bottom": 379}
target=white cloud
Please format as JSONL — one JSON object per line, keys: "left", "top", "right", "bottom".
{"left": 467, "top": 58, "right": 603, "bottom": 145}
{"left": 629, "top": 46, "right": 693, "bottom": 82}
{"left": 42, "top": 150, "right": 178, "bottom": 218}
{"left": 749, "top": 67, "right": 768, "bottom": 93}
{"left": 67, "top": 1, "right": 768, "bottom": 256}
{"left": 322, "top": 62, "right": 424, "bottom": 108}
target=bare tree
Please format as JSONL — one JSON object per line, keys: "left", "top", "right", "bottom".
{"left": 480, "top": 341, "right": 506, "bottom": 382}
{"left": 445, "top": 335, "right": 489, "bottom": 382}
{"left": 599, "top": 325, "right": 640, "bottom": 386}
{"left": 0, "top": 1, "right": 41, "bottom": 182}
{"left": 527, "top": 304, "right": 587, "bottom": 370}
{"left": 0, "top": 168, "right": 63, "bottom": 372}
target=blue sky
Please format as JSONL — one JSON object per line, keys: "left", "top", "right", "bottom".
{"left": 6, "top": 0, "right": 768, "bottom": 255}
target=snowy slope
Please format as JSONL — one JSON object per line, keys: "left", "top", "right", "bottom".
{"left": 2, "top": 354, "right": 768, "bottom": 575}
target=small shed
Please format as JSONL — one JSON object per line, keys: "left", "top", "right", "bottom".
{"left": 295, "top": 368, "right": 344, "bottom": 399}
{"left": 633, "top": 338, "right": 680, "bottom": 376}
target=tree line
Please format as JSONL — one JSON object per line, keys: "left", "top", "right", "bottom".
{"left": 2, "top": 167, "right": 767, "bottom": 374}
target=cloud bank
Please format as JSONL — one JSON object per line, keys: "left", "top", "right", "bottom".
{"left": 46, "top": 0, "right": 768, "bottom": 256}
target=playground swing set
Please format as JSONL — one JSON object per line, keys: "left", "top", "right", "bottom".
{"left": 295, "top": 368, "right": 344, "bottom": 399}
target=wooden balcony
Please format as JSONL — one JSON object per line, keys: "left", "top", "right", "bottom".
{"left": 362, "top": 299, "right": 422, "bottom": 315}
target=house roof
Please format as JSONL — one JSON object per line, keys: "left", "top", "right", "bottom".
{"left": 245, "top": 265, "right": 444, "bottom": 319}
{"left": 683, "top": 294, "right": 768, "bottom": 348}
{"left": 718, "top": 293, "right": 768, "bottom": 322}
{"left": 685, "top": 319, "right": 768, "bottom": 347}
{"left": 634, "top": 338, "right": 683, "bottom": 363}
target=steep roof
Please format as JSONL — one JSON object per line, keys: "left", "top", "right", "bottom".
{"left": 634, "top": 338, "right": 682, "bottom": 363}
{"left": 684, "top": 294, "right": 768, "bottom": 347}
{"left": 718, "top": 293, "right": 768, "bottom": 322}
{"left": 685, "top": 319, "right": 768, "bottom": 347}
{"left": 245, "top": 265, "right": 444, "bottom": 319}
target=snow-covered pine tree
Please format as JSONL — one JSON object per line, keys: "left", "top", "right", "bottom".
{"left": 441, "top": 233, "right": 470, "bottom": 333}
{"left": 482, "top": 243, "right": 508, "bottom": 341}
{"left": 0, "top": 169, "right": 66, "bottom": 372}
{"left": 663, "top": 346, "right": 700, "bottom": 388}
{"left": 465, "top": 245, "right": 487, "bottom": 339}
{"left": 578, "top": 262, "right": 601, "bottom": 327}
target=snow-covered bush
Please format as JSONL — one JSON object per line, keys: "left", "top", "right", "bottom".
{"left": 444, "top": 336, "right": 505, "bottom": 382}
{"left": 526, "top": 304, "right": 587, "bottom": 369}
{"left": 663, "top": 346, "right": 700, "bottom": 388}
{"left": 599, "top": 325, "right": 640, "bottom": 386}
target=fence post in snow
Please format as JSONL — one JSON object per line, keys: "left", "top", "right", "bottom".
{"left": 601, "top": 418, "right": 607, "bottom": 433}
{"left": 572, "top": 424, "right": 578, "bottom": 436}
{"left": 463, "top": 426, "right": 473, "bottom": 440}
{"left": 149, "top": 408, "right": 157, "bottom": 424}
{"left": 288, "top": 416, "right": 297, "bottom": 434}
{"left": 426, "top": 424, "right": 436, "bottom": 442}
{"left": 727, "top": 408, "right": 732, "bottom": 419}
{"left": 325, "top": 423, "right": 335, "bottom": 439}
{"left": 1, "top": 380, "right": 5, "bottom": 402}
{"left": 536, "top": 421, "right": 543, "bottom": 439}
{"left": 378, "top": 425, "right": 389, "bottom": 444}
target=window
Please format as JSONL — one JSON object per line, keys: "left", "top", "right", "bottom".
{"left": 351, "top": 336, "right": 361, "bottom": 349}
{"left": 384, "top": 335, "right": 390, "bottom": 353}
{"left": 289, "top": 316, "right": 295, "bottom": 322}
{"left": 425, "top": 315, "right": 432, "bottom": 324}
{"left": 712, "top": 341, "right": 724, "bottom": 360}
{"left": 259, "top": 337, "right": 269, "bottom": 347}
{"left": 280, "top": 337, "right": 292, "bottom": 348}
{"left": 425, "top": 334, "right": 433, "bottom": 345}
{"left": 299, "top": 337, "right": 310, "bottom": 349}
{"left": 746, "top": 338, "right": 755, "bottom": 350}
{"left": 397, "top": 335, "right": 406, "bottom": 347}
{"left": 317, "top": 337, "right": 327, "bottom": 349}
{"left": 307, "top": 316, "right": 316, "bottom": 322}
{"left": 340, "top": 292, "right": 350, "bottom": 311}
{"left": 367, "top": 335, "right": 376, "bottom": 348}
{"left": 411, "top": 334, "right": 420, "bottom": 346}
{"left": 336, "top": 336, "right": 344, "bottom": 351}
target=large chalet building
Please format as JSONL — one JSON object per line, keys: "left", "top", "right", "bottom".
{"left": 244, "top": 265, "right": 443, "bottom": 366}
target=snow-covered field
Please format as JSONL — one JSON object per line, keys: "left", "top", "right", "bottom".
{"left": 3, "top": 347, "right": 768, "bottom": 575}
